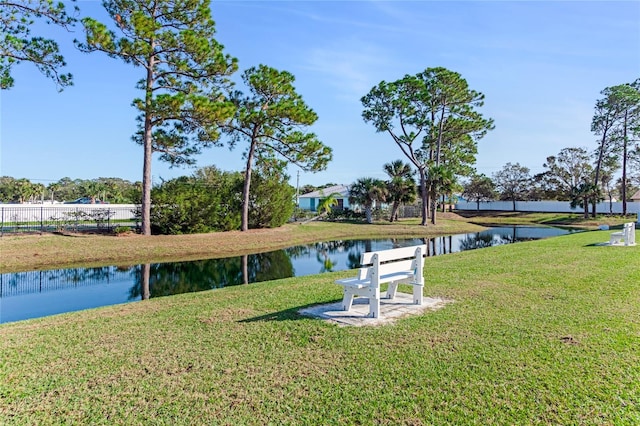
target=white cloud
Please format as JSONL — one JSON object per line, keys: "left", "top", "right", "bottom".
{"left": 302, "top": 40, "right": 396, "bottom": 100}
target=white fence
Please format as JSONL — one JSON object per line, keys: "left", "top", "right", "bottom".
{"left": 0, "top": 204, "right": 139, "bottom": 234}
{"left": 455, "top": 200, "right": 640, "bottom": 218}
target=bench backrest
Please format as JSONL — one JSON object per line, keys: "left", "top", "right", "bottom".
{"left": 624, "top": 222, "right": 636, "bottom": 245}
{"left": 356, "top": 244, "right": 427, "bottom": 281}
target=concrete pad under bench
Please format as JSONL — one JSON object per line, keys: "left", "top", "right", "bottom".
{"left": 299, "top": 293, "right": 451, "bottom": 327}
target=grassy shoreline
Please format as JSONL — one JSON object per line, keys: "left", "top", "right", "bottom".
{"left": 1, "top": 228, "right": 638, "bottom": 424}
{"left": 1, "top": 212, "right": 633, "bottom": 273}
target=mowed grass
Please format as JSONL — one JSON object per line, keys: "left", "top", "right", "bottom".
{"left": 1, "top": 229, "right": 638, "bottom": 425}
{"left": 454, "top": 210, "right": 636, "bottom": 228}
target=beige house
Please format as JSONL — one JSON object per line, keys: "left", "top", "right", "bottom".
{"left": 631, "top": 190, "right": 640, "bottom": 202}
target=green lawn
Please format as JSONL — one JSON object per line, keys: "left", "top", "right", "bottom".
{"left": 1, "top": 229, "right": 638, "bottom": 425}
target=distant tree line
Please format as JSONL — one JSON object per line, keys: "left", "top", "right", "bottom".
{"left": 464, "top": 80, "right": 640, "bottom": 218}
{"left": 462, "top": 147, "right": 639, "bottom": 218}
{"left": 310, "top": 132, "right": 639, "bottom": 225}
{"left": 348, "top": 78, "right": 639, "bottom": 221}
{"left": 0, "top": 166, "right": 295, "bottom": 234}
{"left": 0, "top": 176, "right": 141, "bottom": 204}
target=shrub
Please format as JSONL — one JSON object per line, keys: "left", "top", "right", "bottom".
{"left": 248, "top": 167, "right": 295, "bottom": 229}
{"left": 113, "top": 226, "right": 132, "bottom": 235}
{"left": 150, "top": 174, "right": 242, "bottom": 234}
{"left": 327, "top": 208, "right": 365, "bottom": 221}
{"left": 149, "top": 164, "right": 295, "bottom": 234}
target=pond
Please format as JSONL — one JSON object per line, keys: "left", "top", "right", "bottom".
{"left": 0, "top": 226, "right": 576, "bottom": 324}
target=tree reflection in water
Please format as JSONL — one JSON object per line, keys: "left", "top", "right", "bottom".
{"left": 286, "top": 240, "right": 361, "bottom": 273}
{"left": 140, "top": 263, "right": 150, "bottom": 300}
{"left": 129, "top": 250, "right": 294, "bottom": 300}
{"left": 459, "top": 233, "right": 497, "bottom": 251}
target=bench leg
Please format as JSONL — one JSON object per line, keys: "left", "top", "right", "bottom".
{"left": 368, "top": 287, "right": 380, "bottom": 318}
{"left": 342, "top": 290, "right": 355, "bottom": 311}
{"left": 624, "top": 227, "right": 636, "bottom": 246}
{"left": 386, "top": 282, "right": 399, "bottom": 300}
{"left": 413, "top": 284, "right": 424, "bottom": 305}
{"left": 369, "top": 296, "right": 380, "bottom": 318}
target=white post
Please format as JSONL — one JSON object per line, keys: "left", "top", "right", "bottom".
{"left": 413, "top": 246, "right": 425, "bottom": 305}
{"left": 369, "top": 254, "right": 380, "bottom": 318}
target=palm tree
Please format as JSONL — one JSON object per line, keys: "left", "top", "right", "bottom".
{"left": 298, "top": 191, "right": 341, "bottom": 225}
{"left": 80, "top": 180, "right": 101, "bottom": 203}
{"left": 428, "top": 164, "right": 457, "bottom": 222}
{"left": 31, "top": 183, "right": 45, "bottom": 203}
{"left": 14, "top": 179, "right": 37, "bottom": 203}
{"left": 348, "top": 177, "right": 387, "bottom": 224}
{"left": 47, "top": 182, "right": 61, "bottom": 203}
{"left": 316, "top": 192, "right": 340, "bottom": 217}
{"left": 383, "top": 160, "right": 416, "bottom": 222}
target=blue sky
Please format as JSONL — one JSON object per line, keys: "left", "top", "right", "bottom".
{"left": 1, "top": 1, "right": 639, "bottom": 189}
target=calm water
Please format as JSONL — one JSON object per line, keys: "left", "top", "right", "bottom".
{"left": 0, "top": 226, "right": 575, "bottom": 324}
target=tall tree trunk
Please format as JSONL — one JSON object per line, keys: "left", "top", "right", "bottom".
{"left": 609, "top": 195, "right": 613, "bottom": 214}
{"left": 389, "top": 201, "right": 400, "bottom": 222}
{"left": 141, "top": 52, "right": 156, "bottom": 236}
{"left": 622, "top": 110, "right": 628, "bottom": 215}
{"left": 429, "top": 185, "right": 437, "bottom": 225}
{"left": 591, "top": 119, "right": 610, "bottom": 218}
{"left": 241, "top": 139, "right": 258, "bottom": 232}
{"left": 429, "top": 107, "right": 446, "bottom": 226}
{"left": 419, "top": 169, "right": 428, "bottom": 225}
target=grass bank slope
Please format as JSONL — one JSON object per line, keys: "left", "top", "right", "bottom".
{"left": 455, "top": 210, "right": 637, "bottom": 228}
{"left": 1, "top": 230, "right": 638, "bottom": 424}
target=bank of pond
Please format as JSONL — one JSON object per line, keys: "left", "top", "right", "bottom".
{"left": 0, "top": 226, "right": 577, "bottom": 324}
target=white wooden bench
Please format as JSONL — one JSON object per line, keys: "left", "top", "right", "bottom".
{"left": 609, "top": 222, "right": 636, "bottom": 246}
{"left": 335, "top": 245, "right": 426, "bottom": 318}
